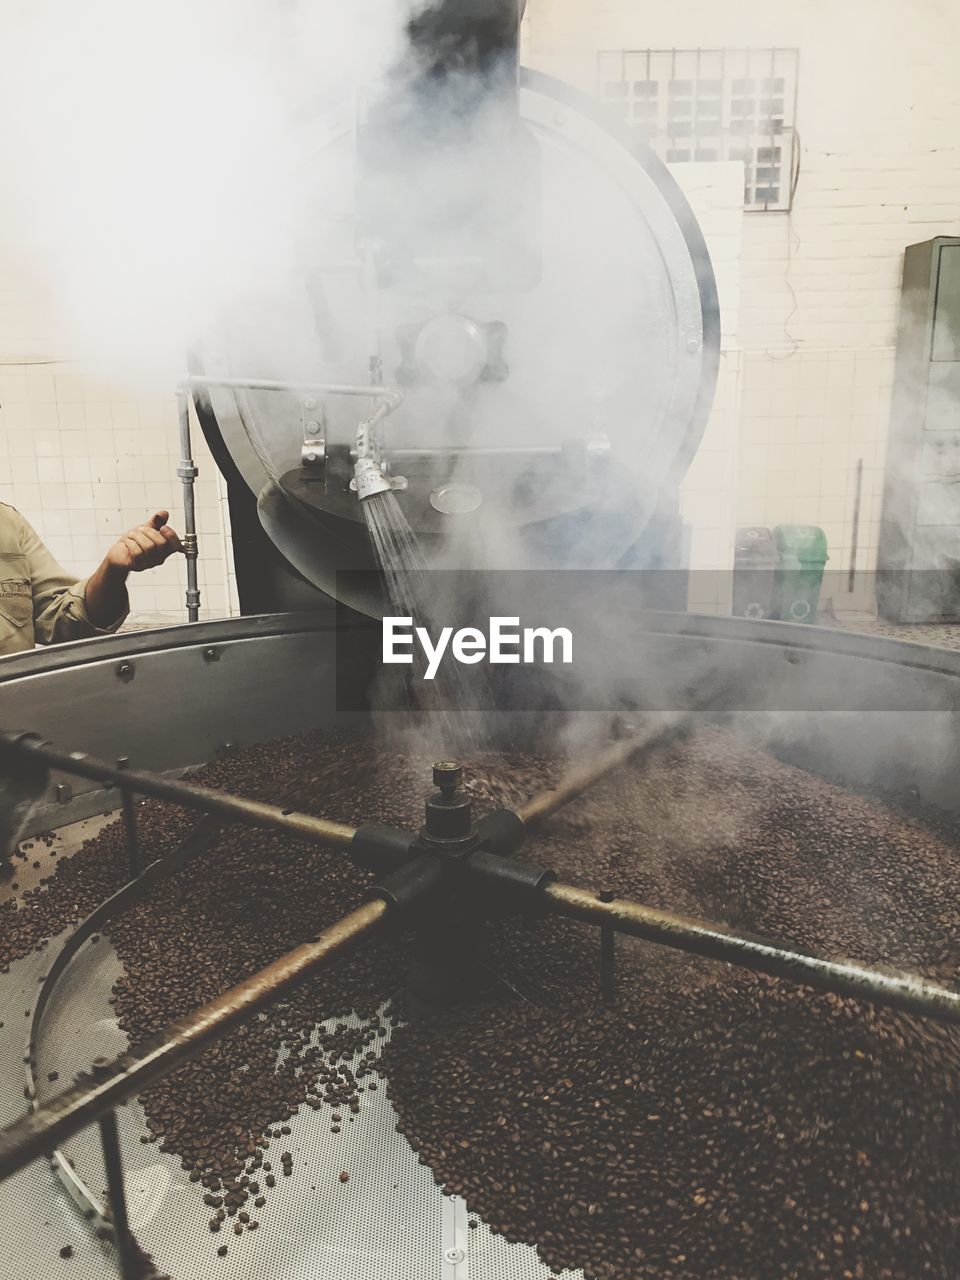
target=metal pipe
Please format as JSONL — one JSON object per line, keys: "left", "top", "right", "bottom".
{"left": 849, "top": 456, "right": 864, "bottom": 594}
{"left": 26, "top": 818, "right": 239, "bottom": 1228}
{"left": 372, "top": 446, "right": 558, "bottom": 459}
{"left": 96, "top": 1105, "right": 141, "bottom": 1280}
{"left": 544, "top": 882, "right": 960, "bottom": 1027}
{"left": 187, "top": 375, "right": 390, "bottom": 398}
{"left": 176, "top": 387, "right": 200, "bottom": 623}
{"left": 516, "top": 723, "right": 686, "bottom": 829}
{"left": 0, "top": 735, "right": 357, "bottom": 852}
{"left": 354, "top": 400, "right": 399, "bottom": 459}
{"left": 0, "top": 899, "right": 388, "bottom": 1180}
{"left": 360, "top": 438, "right": 612, "bottom": 461}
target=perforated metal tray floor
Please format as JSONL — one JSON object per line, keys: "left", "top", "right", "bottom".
{"left": 0, "top": 819, "right": 580, "bottom": 1280}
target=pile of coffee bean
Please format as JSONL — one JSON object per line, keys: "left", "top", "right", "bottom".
{"left": 7, "top": 724, "right": 960, "bottom": 1277}
{"left": 7, "top": 729, "right": 552, "bottom": 1249}
{"left": 383, "top": 729, "right": 960, "bottom": 1278}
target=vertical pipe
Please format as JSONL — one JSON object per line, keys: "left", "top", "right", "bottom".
{"left": 767, "top": 46, "right": 777, "bottom": 211}
{"left": 177, "top": 387, "right": 201, "bottom": 622}
{"left": 849, "top": 457, "right": 864, "bottom": 594}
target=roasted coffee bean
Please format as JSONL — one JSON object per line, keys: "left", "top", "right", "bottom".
{"left": 11, "top": 724, "right": 960, "bottom": 1278}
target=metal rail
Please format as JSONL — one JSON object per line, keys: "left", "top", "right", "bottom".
{"left": 9, "top": 874, "right": 960, "bottom": 1186}
{"left": 0, "top": 735, "right": 357, "bottom": 852}
{"left": 176, "top": 389, "right": 201, "bottom": 623}
{"left": 545, "top": 882, "right": 960, "bottom": 1027}
{"left": 187, "top": 375, "right": 389, "bottom": 398}
{"left": 0, "top": 898, "right": 388, "bottom": 1179}
{"left": 362, "top": 437, "right": 612, "bottom": 460}
{"left": 23, "top": 819, "right": 223, "bottom": 1227}
{"left": 516, "top": 721, "right": 687, "bottom": 829}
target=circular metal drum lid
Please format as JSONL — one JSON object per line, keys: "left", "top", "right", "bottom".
{"left": 194, "top": 69, "right": 719, "bottom": 609}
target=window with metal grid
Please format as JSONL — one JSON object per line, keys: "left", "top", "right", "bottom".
{"left": 597, "top": 48, "right": 799, "bottom": 212}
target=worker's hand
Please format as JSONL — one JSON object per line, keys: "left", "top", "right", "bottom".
{"left": 105, "top": 511, "right": 183, "bottom": 573}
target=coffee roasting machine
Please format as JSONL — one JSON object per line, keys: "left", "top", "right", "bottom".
{"left": 188, "top": 0, "right": 720, "bottom": 618}
{"left": 2, "top": 4, "right": 960, "bottom": 1280}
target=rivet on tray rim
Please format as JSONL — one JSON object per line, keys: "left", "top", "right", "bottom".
{"left": 115, "top": 661, "right": 135, "bottom": 682}
{"left": 443, "top": 1247, "right": 466, "bottom": 1264}
{"left": 203, "top": 647, "right": 220, "bottom": 663}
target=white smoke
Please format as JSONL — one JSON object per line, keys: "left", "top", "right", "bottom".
{"left": 0, "top": 0, "right": 418, "bottom": 388}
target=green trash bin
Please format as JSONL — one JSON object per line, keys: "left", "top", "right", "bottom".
{"left": 772, "top": 526, "right": 829, "bottom": 623}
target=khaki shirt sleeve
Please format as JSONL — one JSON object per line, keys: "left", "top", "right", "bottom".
{"left": 17, "top": 512, "right": 129, "bottom": 644}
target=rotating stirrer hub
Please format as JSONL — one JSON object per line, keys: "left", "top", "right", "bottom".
{"left": 419, "top": 761, "right": 478, "bottom": 852}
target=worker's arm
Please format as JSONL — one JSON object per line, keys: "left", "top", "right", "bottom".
{"left": 25, "top": 510, "right": 181, "bottom": 644}
{"left": 83, "top": 511, "right": 182, "bottom": 629}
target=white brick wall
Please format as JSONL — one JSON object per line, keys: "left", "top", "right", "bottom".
{"left": 0, "top": 359, "right": 239, "bottom": 625}
{"left": 524, "top": 0, "right": 960, "bottom": 610}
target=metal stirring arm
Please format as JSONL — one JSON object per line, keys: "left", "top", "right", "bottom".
{"left": 3, "top": 731, "right": 960, "bottom": 1261}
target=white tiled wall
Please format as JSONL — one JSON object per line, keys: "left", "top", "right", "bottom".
{"left": 737, "top": 349, "right": 893, "bottom": 574}
{"left": 523, "top": 0, "right": 960, "bottom": 613}
{"left": 0, "top": 362, "right": 238, "bottom": 625}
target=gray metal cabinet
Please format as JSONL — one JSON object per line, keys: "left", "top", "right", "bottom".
{"left": 878, "top": 236, "right": 960, "bottom": 621}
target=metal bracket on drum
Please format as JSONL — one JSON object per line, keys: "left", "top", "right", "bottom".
{"left": 300, "top": 397, "right": 327, "bottom": 477}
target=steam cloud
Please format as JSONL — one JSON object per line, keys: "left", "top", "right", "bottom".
{"left": 0, "top": 0, "right": 419, "bottom": 387}
{"left": 0, "top": 0, "right": 700, "bottom": 577}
